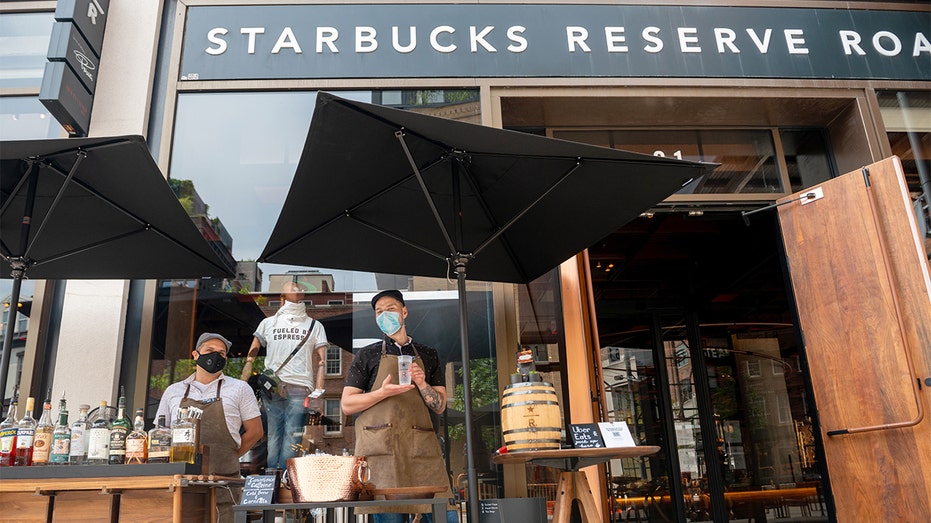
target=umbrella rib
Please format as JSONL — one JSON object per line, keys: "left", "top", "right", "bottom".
{"left": 32, "top": 153, "right": 232, "bottom": 276}
{"left": 28, "top": 228, "right": 148, "bottom": 269}
{"left": 349, "top": 214, "right": 447, "bottom": 261}
{"left": 261, "top": 156, "right": 447, "bottom": 262}
{"left": 473, "top": 159, "right": 583, "bottom": 258}
{"left": 396, "top": 130, "right": 457, "bottom": 255}
{"left": 456, "top": 158, "right": 529, "bottom": 282}
{"left": 0, "top": 160, "right": 38, "bottom": 218}
{"left": 23, "top": 151, "right": 87, "bottom": 260}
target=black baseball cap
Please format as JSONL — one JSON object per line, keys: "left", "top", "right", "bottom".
{"left": 371, "top": 289, "right": 405, "bottom": 309}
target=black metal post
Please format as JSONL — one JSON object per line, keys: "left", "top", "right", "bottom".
{"left": 455, "top": 257, "right": 480, "bottom": 523}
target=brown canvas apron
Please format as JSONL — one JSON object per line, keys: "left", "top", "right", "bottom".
{"left": 181, "top": 379, "right": 242, "bottom": 521}
{"left": 354, "top": 343, "right": 452, "bottom": 515}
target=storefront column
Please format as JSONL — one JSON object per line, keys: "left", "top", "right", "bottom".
{"left": 50, "top": 0, "right": 165, "bottom": 405}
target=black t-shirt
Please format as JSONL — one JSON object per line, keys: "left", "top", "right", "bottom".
{"left": 345, "top": 339, "right": 445, "bottom": 393}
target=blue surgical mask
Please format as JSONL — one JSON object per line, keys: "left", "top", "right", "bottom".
{"left": 376, "top": 311, "right": 402, "bottom": 336}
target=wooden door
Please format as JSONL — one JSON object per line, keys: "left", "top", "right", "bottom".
{"left": 777, "top": 156, "right": 931, "bottom": 521}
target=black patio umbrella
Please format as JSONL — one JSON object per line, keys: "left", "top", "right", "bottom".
{"left": 1, "top": 135, "right": 234, "bottom": 401}
{"left": 260, "top": 92, "right": 713, "bottom": 521}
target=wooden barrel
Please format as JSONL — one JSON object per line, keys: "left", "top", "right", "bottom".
{"left": 500, "top": 381, "right": 562, "bottom": 452}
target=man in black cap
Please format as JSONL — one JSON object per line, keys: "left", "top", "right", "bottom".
{"left": 156, "top": 332, "right": 263, "bottom": 521}
{"left": 342, "top": 290, "right": 456, "bottom": 523}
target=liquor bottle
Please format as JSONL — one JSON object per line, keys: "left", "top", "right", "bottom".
{"left": 86, "top": 401, "right": 111, "bottom": 464}
{"left": 146, "top": 414, "right": 171, "bottom": 464}
{"left": 108, "top": 389, "right": 130, "bottom": 464}
{"left": 169, "top": 407, "right": 195, "bottom": 464}
{"left": 124, "top": 408, "right": 147, "bottom": 464}
{"left": 0, "top": 396, "right": 18, "bottom": 466}
{"left": 13, "top": 397, "right": 36, "bottom": 466}
{"left": 31, "top": 394, "right": 54, "bottom": 465}
{"left": 69, "top": 404, "right": 91, "bottom": 465}
{"left": 49, "top": 404, "right": 71, "bottom": 465}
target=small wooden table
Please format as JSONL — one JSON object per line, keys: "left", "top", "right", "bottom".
{"left": 493, "top": 446, "right": 661, "bottom": 523}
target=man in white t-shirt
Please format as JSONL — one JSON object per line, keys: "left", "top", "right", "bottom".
{"left": 241, "top": 282, "right": 328, "bottom": 470}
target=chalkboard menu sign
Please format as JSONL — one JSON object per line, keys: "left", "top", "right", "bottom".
{"left": 569, "top": 423, "right": 605, "bottom": 448}
{"left": 240, "top": 474, "right": 279, "bottom": 505}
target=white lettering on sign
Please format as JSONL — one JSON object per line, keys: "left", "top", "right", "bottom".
{"left": 678, "top": 27, "right": 701, "bottom": 53}
{"left": 785, "top": 29, "right": 809, "bottom": 54}
{"left": 88, "top": 0, "right": 105, "bottom": 25}
{"left": 357, "top": 27, "right": 377, "bottom": 53}
{"left": 507, "top": 26, "right": 527, "bottom": 52}
{"left": 567, "top": 27, "right": 590, "bottom": 52}
{"left": 643, "top": 27, "right": 663, "bottom": 53}
{"left": 393, "top": 26, "right": 416, "bottom": 53}
{"left": 272, "top": 27, "right": 302, "bottom": 54}
{"left": 715, "top": 28, "right": 739, "bottom": 53}
{"left": 206, "top": 28, "right": 228, "bottom": 55}
{"left": 840, "top": 30, "right": 931, "bottom": 57}
{"left": 470, "top": 26, "right": 496, "bottom": 53}
{"left": 431, "top": 26, "right": 456, "bottom": 53}
{"left": 605, "top": 27, "right": 627, "bottom": 52}
{"left": 241, "top": 28, "right": 265, "bottom": 54}
{"left": 197, "top": 23, "right": 930, "bottom": 62}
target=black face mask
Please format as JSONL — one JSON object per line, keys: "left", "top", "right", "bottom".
{"left": 196, "top": 352, "right": 227, "bottom": 374}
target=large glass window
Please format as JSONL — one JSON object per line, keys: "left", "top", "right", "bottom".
{"left": 149, "top": 89, "right": 492, "bottom": 487}
{"left": 876, "top": 90, "right": 931, "bottom": 234}
{"left": 553, "top": 129, "right": 784, "bottom": 196}
{"left": 0, "top": 12, "right": 53, "bottom": 90}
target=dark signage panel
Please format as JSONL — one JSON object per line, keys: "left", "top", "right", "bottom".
{"left": 179, "top": 5, "right": 930, "bottom": 81}
{"left": 47, "top": 22, "right": 99, "bottom": 94}
{"left": 39, "top": 61, "right": 93, "bottom": 137}
{"left": 54, "top": 0, "right": 110, "bottom": 55}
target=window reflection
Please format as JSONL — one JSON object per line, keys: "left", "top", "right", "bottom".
{"left": 0, "top": 12, "right": 54, "bottom": 90}
{"left": 553, "top": 129, "right": 785, "bottom": 195}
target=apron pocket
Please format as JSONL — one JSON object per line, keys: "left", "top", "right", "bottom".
{"left": 357, "top": 422, "right": 394, "bottom": 456}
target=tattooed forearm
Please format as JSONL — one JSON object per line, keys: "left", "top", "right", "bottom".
{"left": 420, "top": 385, "right": 443, "bottom": 413}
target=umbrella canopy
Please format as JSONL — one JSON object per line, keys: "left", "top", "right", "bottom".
{"left": 1, "top": 135, "right": 233, "bottom": 280}
{"left": 1, "top": 134, "right": 234, "bottom": 401}
{"left": 260, "top": 92, "right": 714, "bottom": 521}
{"left": 262, "top": 92, "right": 712, "bottom": 283}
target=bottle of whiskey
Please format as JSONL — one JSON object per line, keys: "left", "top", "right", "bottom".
{"left": 49, "top": 403, "right": 71, "bottom": 465}
{"left": 0, "top": 396, "right": 18, "bottom": 466}
{"left": 169, "top": 407, "right": 195, "bottom": 464}
{"left": 69, "top": 404, "right": 91, "bottom": 465}
{"left": 146, "top": 414, "right": 171, "bottom": 464}
{"left": 13, "top": 397, "right": 36, "bottom": 466}
{"left": 124, "top": 408, "right": 147, "bottom": 464}
{"left": 86, "top": 401, "right": 111, "bottom": 464}
{"left": 108, "top": 389, "right": 130, "bottom": 465}
{"left": 31, "top": 394, "right": 54, "bottom": 465}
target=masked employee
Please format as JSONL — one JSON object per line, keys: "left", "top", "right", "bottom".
{"left": 341, "top": 290, "right": 456, "bottom": 523}
{"left": 156, "top": 332, "right": 263, "bottom": 521}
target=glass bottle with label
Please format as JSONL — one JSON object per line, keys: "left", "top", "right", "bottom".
{"left": 49, "top": 404, "right": 71, "bottom": 465}
{"left": 108, "top": 390, "right": 130, "bottom": 464}
{"left": 86, "top": 401, "right": 111, "bottom": 464}
{"left": 0, "top": 396, "right": 18, "bottom": 466}
{"left": 69, "top": 404, "right": 91, "bottom": 465}
{"left": 170, "top": 407, "right": 195, "bottom": 464}
{"left": 147, "top": 414, "right": 171, "bottom": 464}
{"left": 31, "top": 394, "right": 54, "bottom": 465}
{"left": 14, "top": 397, "right": 36, "bottom": 466}
{"left": 124, "top": 408, "right": 147, "bottom": 464}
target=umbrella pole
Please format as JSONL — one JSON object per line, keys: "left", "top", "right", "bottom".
{"left": 0, "top": 272, "right": 23, "bottom": 403}
{"left": 1, "top": 163, "right": 39, "bottom": 403}
{"left": 455, "top": 257, "right": 481, "bottom": 523}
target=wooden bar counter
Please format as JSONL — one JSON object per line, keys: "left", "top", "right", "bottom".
{"left": 0, "top": 463, "right": 243, "bottom": 523}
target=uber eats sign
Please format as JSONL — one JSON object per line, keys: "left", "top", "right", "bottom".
{"left": 179, "top": 4, "right": 929, "bottom": 81}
